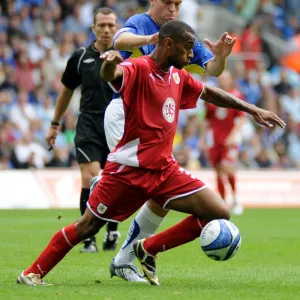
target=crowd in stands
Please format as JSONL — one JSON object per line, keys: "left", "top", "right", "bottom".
{"left": 0, "top": 0, "right": 299, "bottom": 170}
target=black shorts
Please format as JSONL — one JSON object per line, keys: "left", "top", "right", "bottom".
{"left": 74, "top": 112, "right": 110, "bottom": 168}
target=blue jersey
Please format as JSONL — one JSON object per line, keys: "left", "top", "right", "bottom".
{"left": 113, "top": 13, "right": 214, "bottom": 74}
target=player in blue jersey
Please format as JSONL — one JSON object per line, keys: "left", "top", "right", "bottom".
{"left": 100, "top": 0, "right": 236, "bottom": 282}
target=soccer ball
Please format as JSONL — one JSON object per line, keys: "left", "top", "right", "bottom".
{"left": 200, "top": 219, "right": 241, "bottom": 261}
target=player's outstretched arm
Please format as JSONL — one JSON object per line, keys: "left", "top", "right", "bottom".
{"left": 114, "top": 32, "right": 158, "bottom": 51}
{"left": 100, "top": 50, "right": 124, "bottom": 82}
{"left": 204, "top": 32, "right": 235, "bottom": 77}
{"left": 201, "top": 85, "right": 286, "bottom": 129}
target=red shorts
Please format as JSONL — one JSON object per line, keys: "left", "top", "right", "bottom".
{"left": 87, "top": 161, "right": 206, "bottom": 222}
{"left": 209, "top": 144, "right": 238, "bottom": 167}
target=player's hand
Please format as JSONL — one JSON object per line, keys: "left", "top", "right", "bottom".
{"left": 45, "top": 126, "right": 59, "bottom": 150}
{"left": 204, "top": 32, "right": 236, "bottom": 58}
{"left": 100, "top": 50, "right": 123, "bottom": 64}
{"left": 146, "top": 33, "right": 159, "bottom": 45}
{"left": 251, "top": 107, "right": 286, "bottom": 129}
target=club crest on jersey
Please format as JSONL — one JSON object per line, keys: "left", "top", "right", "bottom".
{"left": 172, "top": 72, "right": 180, "bottom": 84}
{"left": 97, "top": 203, "right": 107, "bottom": 214}
{"left": 162, "top": 97, "right": 176, "bottom": 123}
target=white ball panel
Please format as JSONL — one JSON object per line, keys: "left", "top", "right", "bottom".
{"left": 200, "top": 220, "right": 221, "bottom": 247}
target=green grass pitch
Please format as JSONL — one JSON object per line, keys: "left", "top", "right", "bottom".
{"left": 0, "top": 208, "right": 300, "bottom": 300}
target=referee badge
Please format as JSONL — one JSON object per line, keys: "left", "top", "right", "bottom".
{"left": 97, "top": 203, "right": 108, "bottom": 214}
{"left": 83, "top": 58, "right": 95, "bottom": 63}
{"left": 172, "top": 72, "right": 180, "bottom": 84}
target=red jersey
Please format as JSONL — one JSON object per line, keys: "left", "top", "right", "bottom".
{"left": 205, "top": 88, "right": 244, "bottom": 146}
{"left": 108, "top": 56, "right": 204, "bottom": 170}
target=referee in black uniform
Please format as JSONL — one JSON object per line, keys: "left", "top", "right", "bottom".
{"left": 46, "top": 7, "right": 120, "bottom": 253}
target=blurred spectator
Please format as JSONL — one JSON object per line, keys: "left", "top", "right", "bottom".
{"left": 255, "top": 148, "right": 273, "bottom": 168}
{"left": 286, "top": 118, "right": 300, "bottom": 168}
{"left": 64, "top": 4, "right": 86, "bottom": 33}
{"left": 281, "top": 29, "right": 300, "bottom": 72}
{"left": 179, "top": 0, "right": 201, "bottom": 29}
{"left": 233, "top": 0, "right": 260, "bottom": 21}
{"left": 15, "top": 52, "right": 34, "bottom": 92}
{"left": 279, "top": 88, "right": 300, "bottom": 123}
{"left": 273, "top": 68, "right": 293, "bottom": 95}
{"left": 240, "top": 19, "right": 263, "bottom": 70}
{"left": 11, "top": 130, "right": 48, "bottom": 169}
{"left": 8, "top": 90, "right": 38, "bottom": 134}
{"left": 238, "top": 148, "right": 258, "bottom": 169}
{"left": 234, "top": 62, "right": 262, "bottom": 106}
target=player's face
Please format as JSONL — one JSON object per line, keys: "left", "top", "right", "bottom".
{"left": 93, "top": 13, "right": 117, "bottom": 45}
{"left": 168, "top": 34, "right": 195, "bottom": 69}
{"left": 150, "top": 0, "right": 182, "bottom": 25}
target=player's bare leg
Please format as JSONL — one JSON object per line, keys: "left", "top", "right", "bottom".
{"left": 133, "top": 187, "right": 230, "bottom": 285}
{"left": 17, "top": 209, "right": 106, "bottom": 285}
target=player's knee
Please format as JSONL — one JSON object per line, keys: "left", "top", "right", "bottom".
{"left": 217, "top": 206, "right": 230, "bottom": 220}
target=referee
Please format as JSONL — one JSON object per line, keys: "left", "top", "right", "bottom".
{"left": 45, "top": 7, "right": 120, "bottom": 253}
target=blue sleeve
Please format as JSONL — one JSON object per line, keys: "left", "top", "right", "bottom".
{"left": 191, "top": 40, "right": 214, "bottom": 69}
{"left": 113, "top": 15, "right": 142, "bottom": 45}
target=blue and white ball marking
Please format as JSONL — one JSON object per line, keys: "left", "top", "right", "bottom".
{"left": 200, "top": 219, "right": 241, "bottom": 261}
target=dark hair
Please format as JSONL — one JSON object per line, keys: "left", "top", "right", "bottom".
{"left": 158, "top": 20, "right": 195, "bottom": 44}
{"left": 93, "top": 7, "right": 118, "bottom": 24}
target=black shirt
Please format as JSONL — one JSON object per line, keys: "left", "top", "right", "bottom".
{"left": 61, "top": 42, "right": 113, "bottom": 114}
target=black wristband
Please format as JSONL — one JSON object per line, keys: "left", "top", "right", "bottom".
{"left": 50, "top": 120, "right": 60, "bottom": 126}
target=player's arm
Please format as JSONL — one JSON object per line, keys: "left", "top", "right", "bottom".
{"left": 100, "top": 50, "right": 124, "bottom": 82}
{"left": 201, "top": 86, "right": 286, "bottom": 129}
{"left": 114, "top": 32, "right": 158, "bottom": 51}
{"left": 204, "top": 33, "right": 235, "bottom": 77}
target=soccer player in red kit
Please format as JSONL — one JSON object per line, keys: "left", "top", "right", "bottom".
{"left": 205, "top": 71, "right": 245, "bottom": 215}
{"left": 17, "top": 20, "right": 285, "bottom": 286}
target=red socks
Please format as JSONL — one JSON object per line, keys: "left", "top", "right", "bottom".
{"left": 217, "top": 175, "right": 226, "bottom": 199}
{"left": 228, "top": 174, "right": 236, "bottom": 193}
{"left": 24, "top": 223, "right": 80, "bottom": 278}
{"left": 143, "top": 215, "right": 207, "bottom": 256}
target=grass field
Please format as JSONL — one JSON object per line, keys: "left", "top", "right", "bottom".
{"left": 1, "top": 208, "right": 300, "bottom": 300}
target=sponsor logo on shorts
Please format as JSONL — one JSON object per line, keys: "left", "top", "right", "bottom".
{"left": 97, "top": 203, "right": 107, "bottom": 214}
{"left": 172, "top": 72, "right": 180, "bottom": 84}
{"left": 162, "top": 97, "right": 176, "bottom": 123}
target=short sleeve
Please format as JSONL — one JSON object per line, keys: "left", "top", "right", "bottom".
{"left": 109, "top": 59, "right": 138, "bottom": 97}
{"left": 191, "top": 40, "right": 214, "bottom": 69}
{"left": 180, "top": 72, "right": 204, "bottom": 109}
{"left": 113, "top": 15, "right": 140, "bottom": 45}
{"left": 61, "top": 49, "right": 83, "bottom": 90}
